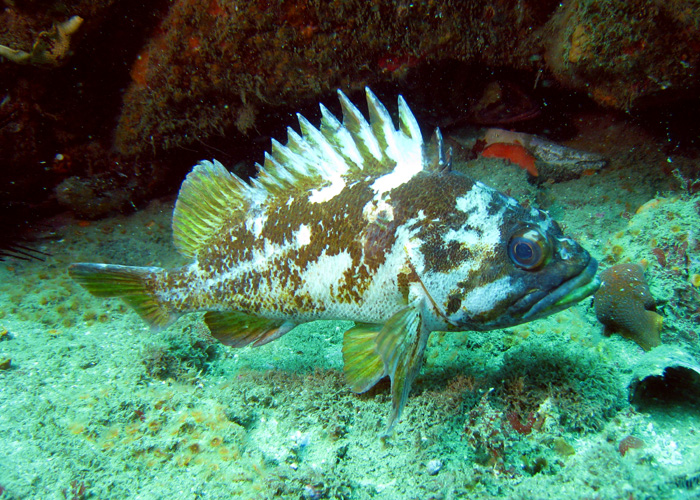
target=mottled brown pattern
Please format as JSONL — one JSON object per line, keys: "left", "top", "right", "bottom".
{"left": 199, "top": 209, "right": 254, "bottom": 263}
{"left": 336, "top": 267, "right": 364, "bottom": 304}
{"left": 391, "top": 171, "right": 475, "bottom": 224}
{"left": 389, "top": 171, "right": 488, "bottom": 275}
{"left": 363, "top": 218, "right": 398, "bottom": 271}
{"left": 396, "top": 266, "right": 413, "bottom": 304}
{"left": 159, "top": 167, "right": 509, "bottom": 319}
{"left": 422, "top": 234, "right": 475, "bottom": 274}
{"left": 265, "top": 180, "right": 378, "bottom": 301}
{"left": 446, "top": 293, "right": 462, "bottom": 315}
{"left": 451, "top": 252, "right": 509, "bottom": 306}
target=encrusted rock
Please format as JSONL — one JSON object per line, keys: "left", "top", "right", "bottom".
{"left": 629, "top": 345, "right": 700, "bottom": 409}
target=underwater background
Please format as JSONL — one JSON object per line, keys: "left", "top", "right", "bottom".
{"left": 1, "top": 1, "right": 700, "bottom": 499}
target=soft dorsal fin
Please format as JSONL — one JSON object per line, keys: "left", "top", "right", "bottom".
{"left": 172, "top": 88, "right": 446, "bottom": 258}
{"left": 172, "top": 160, "right": 258, "bottom": 258}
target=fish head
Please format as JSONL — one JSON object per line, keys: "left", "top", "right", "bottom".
{"left": 409, "top": 174, "right": 599, "bottom": 331}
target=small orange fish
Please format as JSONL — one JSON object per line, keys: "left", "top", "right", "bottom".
{"left": 480, "top": 142, "right": 538, "bottom": 177}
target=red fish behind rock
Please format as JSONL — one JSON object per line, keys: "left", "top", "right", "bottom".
{"left": 469, "top": 127, "right": 607, "bottom": 182}
{"left": 480, "top": 142, "right": 538, "bottom": 177}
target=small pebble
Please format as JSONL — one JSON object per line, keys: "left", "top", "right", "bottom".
{"left": 426, "top": 459, "right": 443, "bottom": 476}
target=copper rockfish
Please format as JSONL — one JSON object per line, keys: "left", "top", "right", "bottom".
{"left": 70, "top": 88, "right": 599, "bottom": 431}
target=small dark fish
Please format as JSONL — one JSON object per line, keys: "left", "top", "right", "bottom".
{"left": 470, "top": 81, "right": 541, "bottom": 126}
{"left": 0, "top": 242, "right": 49, "bottom": 261}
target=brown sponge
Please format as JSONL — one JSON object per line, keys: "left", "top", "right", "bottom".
{"left": 594, "top": 264, "right": 663, "bottom": 351}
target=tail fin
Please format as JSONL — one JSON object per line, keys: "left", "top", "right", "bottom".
{"left": 69, "top": 263, "right": 176, "bottom": 329}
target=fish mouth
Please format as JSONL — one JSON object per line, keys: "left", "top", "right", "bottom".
{"left": 522, "top": 258, "right": 600, "bottom": 321}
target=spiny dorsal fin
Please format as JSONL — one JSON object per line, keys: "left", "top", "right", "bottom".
{"left": 337, "top": 89, "right": 383, "bottom": 163}
{"left": 172, "top": 88, "right": 448, "bottom": 258}
{"left": 425, "top": 128, "right": 452, "bottom": 172}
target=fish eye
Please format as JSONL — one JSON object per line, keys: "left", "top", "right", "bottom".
{"left": 508, "top": 228, "right": 550, "bottom": 270}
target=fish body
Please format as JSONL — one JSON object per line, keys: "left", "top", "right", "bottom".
{"left": 480, "top": 142, "right": 538, "bottom": 176}
{"left": 70, "top": 89, "right": 599, "bottom": 432}
{"left": 457, "top": 127, "right": 607, "bottom": 181}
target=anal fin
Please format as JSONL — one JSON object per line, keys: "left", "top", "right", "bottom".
{"left": 205, "top": 311, "right": 296, "bottom": 347}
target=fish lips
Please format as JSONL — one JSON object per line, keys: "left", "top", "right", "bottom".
{"left": 457, "top": 256, "right": 599, "bottom": 331}
{"left": 519, "top": 257, "right": 600, "bottom": 321}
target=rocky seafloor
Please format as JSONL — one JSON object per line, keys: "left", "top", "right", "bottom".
{"left": 1, "top": 112, "right": 700, "bottom": 499}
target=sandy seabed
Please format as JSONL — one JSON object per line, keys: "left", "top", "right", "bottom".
{"left": 1, "top": 116, "right": 700, "bottom": 500}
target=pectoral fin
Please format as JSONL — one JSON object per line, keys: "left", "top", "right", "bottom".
{"left": 376, "top": 306, "right": 429, "bottom": 433}
{"left": 204, "top": 311, "right": 296, "bottom": 347}
{"left": 342, "top": 306, "right": 430, "bottom": 433}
